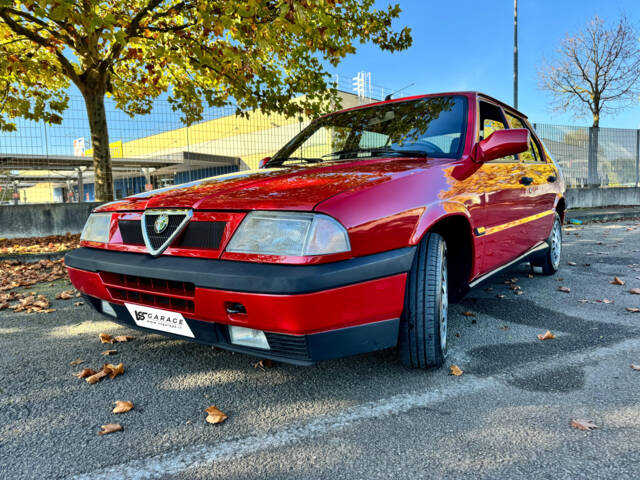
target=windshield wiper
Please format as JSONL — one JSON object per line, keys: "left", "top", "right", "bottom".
{"left": 280, "top": 156, "right": 323, "bottom": 164}
{"left": 322, "top": 147, "right": 428, "bottom": 159}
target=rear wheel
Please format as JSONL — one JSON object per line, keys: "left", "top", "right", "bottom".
{"left": 399, "top": 233, "right": 448, "bottom": 369}
{"left": 533, "top": 212, "right": 562, "bottom": 275}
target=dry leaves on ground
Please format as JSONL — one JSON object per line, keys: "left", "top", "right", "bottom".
{"left": 631, "top": 364, "right": 640, "bottom": 371}
{"left": 84, "top": 363, "right": 125, "bottom": 384}
{"left": 449, "top": 365, "right": 464, "bottom": 376}
{"left": 537, "top": 330, "right": 556, "bottom": 341}
{"left": 74, "top": 368, "right": 96, "bottom": 379}
{"left": 205, "top": 406, "right": 228, "bottom": 424}
{"left": 7, "top": 294, "right": 55, "bottom": 313}
{"left": 73, "top": 301, "right": 84, "bottom": 307}
{"left": 55, "top": 289, "right": 75, "bottom": 300}
{"left": 462, "top": 311, "right": 476, "bottom": 317}
{"left": 101, "top": 350, "right": 118, "bottom": 356}
{"left": 626, "top": 307, "right": 640, "bottom": 313}
{"left": 112, "top": 401, "right": 134, "bottom": 414}
{"left": 567, "top": 261, "right": 577, "bottom": 266}
{"left": 611, "top": 277, "right": 625, "bottom": 286}
{"left": 70, "top": 359, "right": 83, "bottom": 366}
{"left": 0, "top": 233, "right": 79, "bottom": 256}
{"left": 630, "top": 288, "right": 640, "bottom": 295}
{"left": 0, "top": 259, "right": 67, "bottom": 292}
{"left": 570, "top": 419, "right": 597, "bottom": 431}
{"left": 558, "top": 286, "right": 571, "bottom": 293}
{"left": 98, "top": 423, "right": 123, "bottom": 436}
{"left": 254, "top": 359, "right": 274, "bottom": 370}
{"left": 99, "top": 333, "right": 134, "bottom": 344}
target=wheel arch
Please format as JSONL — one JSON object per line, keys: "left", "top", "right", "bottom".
{"left": 412, "top": 203, "right": 475, "bottom": 302}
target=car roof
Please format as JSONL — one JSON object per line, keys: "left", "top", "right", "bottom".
{"left": 327, "top": 91, "right": 529, "bottom": 120}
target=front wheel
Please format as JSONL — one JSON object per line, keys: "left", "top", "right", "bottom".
{"left": 398, "top": 232, "right": 448, "bottom": 369}
{"left": 534, "top": 212, "right": 562, "bottom": 275}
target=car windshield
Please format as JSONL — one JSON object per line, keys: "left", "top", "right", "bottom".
{"left": 269, "top": 95, "right": 467, "bottom": 166}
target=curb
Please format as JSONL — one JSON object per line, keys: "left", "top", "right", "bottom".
{"left": 0, "top": 251, "right": 69, "bottom": 263}
{"left": 566, "top": 208, "right": 640, "bottom": 224}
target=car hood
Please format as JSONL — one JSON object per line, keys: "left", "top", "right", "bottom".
{"left": 96, "top": 158, "right": 433, "bottom": 212}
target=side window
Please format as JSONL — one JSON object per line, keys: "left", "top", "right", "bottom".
{"left": 479, "top": 101, "right": 515, "bottom": 162}
{"left": 505, "top": 113, "right": 545, "bottom": 163}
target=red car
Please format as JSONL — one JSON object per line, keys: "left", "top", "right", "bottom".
{"left": 65, "top": 92, "right": 565, "bottom": 368}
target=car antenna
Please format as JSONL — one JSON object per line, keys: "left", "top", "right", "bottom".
{"left": 384, "top": 82, "right": 415, "bottom": 101}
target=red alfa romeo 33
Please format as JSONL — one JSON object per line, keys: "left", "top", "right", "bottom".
{"left": 66, "top": 92, "right": 565, "bottom": 368}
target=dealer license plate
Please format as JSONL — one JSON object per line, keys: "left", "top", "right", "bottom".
{"left": 125, "top": 303, "right": 194, "bottom": 338}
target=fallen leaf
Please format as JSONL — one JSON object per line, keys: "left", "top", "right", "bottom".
{"left": 515, "top": 290, "right": 524, "bottom": 295}
{"left": 103, "top": 363, "right": 124, "bottom": 379}
{"left": 99, "top": 333, "right": 114, "bottom": 344}
{"left": 70, "top": 359, "right": 83, "bottom": 366}
{"left": 101, "top": 349, "right": 118, "bottom": 356}
{"left": 449, "top": 365, "right": 464, "bottom": 376}
{"left": 73, "top": 301, "right": 84, "bottom": 307}
{"left": 611, "top": 277, "right": 625, "bottom": 286}
{"left": 558, "top": 286, "right": 571, "bottom": 293}
{"left": 98, "top": 423, "right": 123, "bottom": 436}
{"left": 462, "top": 311, "right": 476, "bottom": 317}
{"left": 74, "top": 368, "right": 96, "bottom": 378}
{"left": 113, "top": 335, "right": 133, "bottom": 343}
{"left": 528, "top": 274, "right": 534, "bottom": 278}
{"left": 254, "top": 359, "right": 274, "bottom": 370}
{"left": 496, "top": 294, "right": 505, "bottom": 299}
{"left": 631, "top": 364, "right": 640, "bottom": 371}
{"left": 567, "top": 261, "right": 577, "bottom": 266}
{"left": 601, "top": 299, "right": 613, "bottom": 304}
{"left": 86, "top": 370, "right": 108, "bottom": 384}
{"left": 205, "top": 405, "right": 228, "bottom": 424}
{"left": 537, "top": 330, "right": 556, "bottom": 340}
{"left": 630, "top": 288, "right": 640, "bottom": 295}
{"left": 112, "top": 400, "right": 134, "bottom": 414}
{"left": 55, "top": 289, "right": 75, "bottom": 300}
{"left": 570, "top": 419, "right": 597, "bottom": 431}
{"left": 626, "top": 307, "right": 640, "bottom": 313}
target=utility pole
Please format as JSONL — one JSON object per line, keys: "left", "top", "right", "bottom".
{"left": 513, "top": 0, "right": 518, "bottom": 109}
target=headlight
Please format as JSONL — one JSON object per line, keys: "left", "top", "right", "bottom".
{"left": 80, "top": 213, "right": 112, "bottom": 243}
{"left": 226, "top": 211, "right": 350, "bottom": 256}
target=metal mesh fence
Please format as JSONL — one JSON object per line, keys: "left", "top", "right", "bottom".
{"left": 0, "top": 74, "right": 387, "bottom": 204}
{"left": 534, "top": 123, "right": 640, "bottom": 188}
{"left": 3, "top": 89, "right": 638, "bottom": 205}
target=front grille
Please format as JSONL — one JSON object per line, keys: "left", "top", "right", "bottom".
{"left": 118, "top": 218, "right": 226, "bottom": 250}
{"left": 179, "top": 221, "right": 226, "bottom": 249}
{"left": 144, "top": 213, "right": 187, "bottom": 250}
{"left": 100, "top": 272, "right": 195, "bottom": 314}
{"left": 118, "top": 220, "right": 144, "bottom": 245}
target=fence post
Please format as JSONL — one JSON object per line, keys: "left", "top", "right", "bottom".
{"left": 636, "top": 129, "right": 639, "bottom": 188}
{"left": 588, "top": 126, "right": 600, "bottom": 186}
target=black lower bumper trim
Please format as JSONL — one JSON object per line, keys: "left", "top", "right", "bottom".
{"left": 84, "top": 295, "right": 399, "bottom": 365}
{"left": 66, "top": 246, "right": 415, "bottom": 294}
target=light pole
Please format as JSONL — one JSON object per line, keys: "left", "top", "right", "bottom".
{"left": 514, "top": 0, "right": 518, "bottom": 109}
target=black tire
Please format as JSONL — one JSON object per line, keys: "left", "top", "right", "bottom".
{"left": 398, "top": 232, "right": 448, "bottom": 369}
{"left": 534, "top": 212, "right": 562, "bottom": 275}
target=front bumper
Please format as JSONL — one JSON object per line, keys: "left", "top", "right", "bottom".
{"left": 65, "top": 247, "right": 415, "bottom": 364}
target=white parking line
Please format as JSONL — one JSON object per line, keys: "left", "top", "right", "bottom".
{"left": 73, "top": 338, "right": 640, "bottom": 480}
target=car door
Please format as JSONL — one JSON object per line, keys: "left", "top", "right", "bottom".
{"left": 505, "top": 113, "right": 558, "bottom": 243}
{"left": 476, "top": 101, "right": 532, "bottom": 274}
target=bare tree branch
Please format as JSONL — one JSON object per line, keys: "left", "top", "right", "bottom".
{"left": 539, "top": 15, "right": 640, "bottom": 127}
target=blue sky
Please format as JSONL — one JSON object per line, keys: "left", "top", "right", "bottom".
{"left": 333, "top": 0, "right": 640, "bottom": 128}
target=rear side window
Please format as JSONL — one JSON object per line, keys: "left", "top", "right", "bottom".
{"left": 506, "top": 113, "right": 545, "bottom": 163}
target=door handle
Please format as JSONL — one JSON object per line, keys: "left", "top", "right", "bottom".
{"left": 520, "top": 176, "right": 533, "bottom": 186}
{"left": 547, "top": 175, "right": 557, "bottom": 183}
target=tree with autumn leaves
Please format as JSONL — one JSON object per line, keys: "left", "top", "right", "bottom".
{"left": 0, "top": 1, "right": 412, "bottom": 201}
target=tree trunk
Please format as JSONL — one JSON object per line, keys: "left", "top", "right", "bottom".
{"left": 82, "top": 89, "right": 113, "bottom": 202}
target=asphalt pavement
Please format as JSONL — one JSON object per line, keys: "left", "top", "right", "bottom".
{"left": 1, "top": 220, "right": 640, "bottom": 480}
